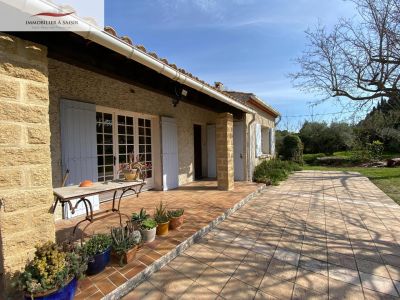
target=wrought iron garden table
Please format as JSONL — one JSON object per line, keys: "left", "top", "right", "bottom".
{"left": 52, "top": 180, "right": 146, "bottom": 235}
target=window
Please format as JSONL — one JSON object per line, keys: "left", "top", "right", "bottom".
{"left": 261, "top": 126, "right": 270, "bottom": 155}
{"left": 96, "top": 112, "right": 114, "bottom": 181}
{"left": 255, "top": 124, "right": 272, "bottom": 157}
{"left": 96, "top": 108, "right": 154, "bottom": 186}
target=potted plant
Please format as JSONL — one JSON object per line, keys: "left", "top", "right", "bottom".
{"left": 83, "top": 234, "right": 112, "bottom": 275}
{"left": 111, "top": 221, "right": 142, "bottom": 266}
{"left": 14, "top": 242, "right": 87, "bottom": 300}
{"left": 140, "top": 218, "right": 157, "bottom": 243}
{"left": 154, "top": 201, "right": 170, "bottom": 236}
{"left": 168, "top": 208, "right": 185, "bottom": 230}
{"left": 119, "top": 153, "right": 145, "bottom": 181}
{"left": 131, "top": 208, "right": 150, "bottom": 229}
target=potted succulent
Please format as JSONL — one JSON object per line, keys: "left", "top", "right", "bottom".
{"left": 168, "top": 208, "right": 185, "bottom": 230}
{"left": 140, "top": 218, "right": 157, "bottom": 243}
{"left": 111, "top": 221, "right": 142, "bottom": 266}
{"left": 154, "top": 201, "right": 170, "bottom": 236}
{"left": 83, "top": 234, "right": 112, "bottom": 275}
{"left": 14, "top": 242, "right": 87, "bottom": 300}
{"left": 131, "top": 208, "right": 150, "bottom": 229}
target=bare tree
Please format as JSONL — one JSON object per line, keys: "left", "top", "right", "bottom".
{"left": 291, "top": 0, "right": 400, "bottom": 103}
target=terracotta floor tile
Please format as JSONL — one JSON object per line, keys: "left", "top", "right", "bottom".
{"left": 85, "top": 291, "right": 104, "bottom": 300}
{"left": 74, "top": 285, "right": 99, "bottom": 299}
{"left": 94, "top": 278, "right": 116, "bottom": 295}
{"left": 108, "top": 271, "right": 127, "bottom": 287}
{"left": 123, "top": 263, "right": 146, "bottom": 279}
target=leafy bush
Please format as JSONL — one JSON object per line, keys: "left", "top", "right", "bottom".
{"left": 83, "top": 234, "right": 112, "bottom": 258}
{"left": 299, "top": 121, "right": 355, "bottom": 154}
{"left": 253, "top": 159, "right": 302, "bottom": 185}
{"left": 280, "top": 134, "right": 304, "bottom": 164}
{"left": 14, "top": 242, "right": 87, "bottom": 295}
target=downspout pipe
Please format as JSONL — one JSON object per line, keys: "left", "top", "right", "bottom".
{"left": 7, "top": 0, "right": 255, "bottom": 114}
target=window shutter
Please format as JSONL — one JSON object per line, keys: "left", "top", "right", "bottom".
{"left": 255, "top": 123, "right": 262, "bottom": 157}
{"left": 60, "top": 99, "right": 99, "bottom": 219}
{"left": 270, "top": 128, "right": 276, "bottom": 155}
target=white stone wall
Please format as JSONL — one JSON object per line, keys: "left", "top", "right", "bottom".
{"left": 245, "top": 106, "right": 277, "bottom": 180}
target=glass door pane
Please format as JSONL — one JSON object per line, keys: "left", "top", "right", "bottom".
{"left": 117, "top": 114, "right": 135, "bottom": 179}
{"left": 138, "top": 117, "right": 152, "bottom": 179}
{"left": 96, "top": 112, "right": 114, "bottom": 182}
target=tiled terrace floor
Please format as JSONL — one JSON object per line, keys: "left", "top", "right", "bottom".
{"left": 125, "top": 171, "right": 400, "bottom": 300}
{"left": 55, "top": 180, "right": 262, "bottom": 299}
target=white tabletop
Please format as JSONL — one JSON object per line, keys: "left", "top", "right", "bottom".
{"left": 53, "top": 180, "right": 146, "bottom": 200}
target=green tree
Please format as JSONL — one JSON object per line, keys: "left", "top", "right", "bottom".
{"left": 281, "top": 134, "right": 304, "bottom": 164}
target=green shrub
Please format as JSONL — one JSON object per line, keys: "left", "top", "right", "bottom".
{"left": 366, "top": 140, "right": 384, "bottom": 161}
{"left": 253, "top": 159, "right": 302, "bottom": 185}
{"left": 280, "top": 135, "right": 304, "bottom": 164}
{"left": 303, "top": 153, "right": 326, "bottom": 165}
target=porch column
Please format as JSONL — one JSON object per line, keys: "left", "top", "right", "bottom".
{"left": 0, "top": 33, "right": 54, "bottom": 297}
{"left": 216, "top": 112, "right": 234, "bottom": 190}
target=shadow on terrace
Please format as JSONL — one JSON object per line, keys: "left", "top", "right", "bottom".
{"left": 54, "top": 179, "right": 262, "bottom": 299}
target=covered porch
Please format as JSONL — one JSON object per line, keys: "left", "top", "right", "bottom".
{"left": 55, "top": 180, "right": 264, "bottom": 299}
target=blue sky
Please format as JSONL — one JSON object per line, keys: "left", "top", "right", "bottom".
{"left": 105, "top": 0, "right": 361, "bottom": 131}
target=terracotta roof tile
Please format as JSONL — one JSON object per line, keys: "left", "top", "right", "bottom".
{"left": 120, "top": 36, "right": 133, "bottom": 45}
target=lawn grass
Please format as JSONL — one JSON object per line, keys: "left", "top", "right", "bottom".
{"left": 303, "top": 165, "right": 400, "bottom": 205}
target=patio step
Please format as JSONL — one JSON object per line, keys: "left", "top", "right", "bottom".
{"left": 103, "top": 184, "right": 267, "bottom": 299}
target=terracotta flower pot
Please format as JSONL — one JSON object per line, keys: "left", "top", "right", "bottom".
{"left": 156, "top": 221, "right": 169, "bottom": 236}
{"left": 112, "top": 245, "right": 138, "bottom": 265}
{"left": 169, "top": 215, "right": 184, "bottom": 230}
{"left": 141, "top": 227, "right": 156, "bottom": 243}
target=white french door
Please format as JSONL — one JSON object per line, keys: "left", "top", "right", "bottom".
{"left": 96, "top": 107, "right": 154, "bottom": 190}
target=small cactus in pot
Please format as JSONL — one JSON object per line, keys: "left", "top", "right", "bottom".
{"left": 111, "top": 221, "right": 141, "bottom": 266}
{"left": 168, "top": 208, "right": 185, "bottom": 230}
{"left": 154, "top": 201, "right": 170, "bottom": 236}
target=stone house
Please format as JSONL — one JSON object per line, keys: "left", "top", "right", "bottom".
{"left": 0, "top": 22, "right": 279, "bottom": 295}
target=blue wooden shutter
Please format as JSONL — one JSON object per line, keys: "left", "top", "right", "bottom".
{"left": 161, "top": 117, "right": 179, "bottom": 190}
{"left": 270, "top": 128, "right": 276, "bottom": 155}
{"left": 60, "top": 99, "right": 98, "bottom": 186}
{"left": 255, "top": 123, "right": 262, "bottom": 157}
